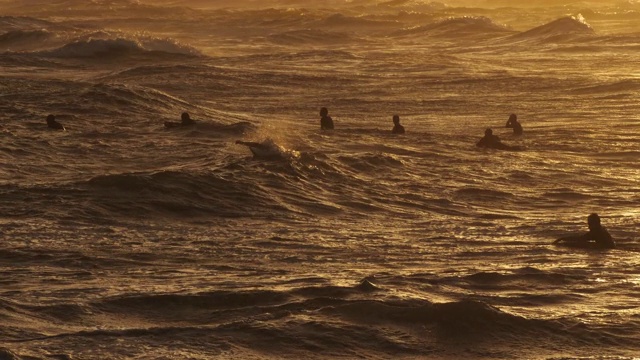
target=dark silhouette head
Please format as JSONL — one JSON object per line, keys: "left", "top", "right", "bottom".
{"left": 320, "top": 107, "right": 328, "bottom": 117}
{"left": 46, "top": 114, "right": 56, "bottom": 124}
{"left": 393, "top": 115, "right": 400, "bottom": 125}
{"left": 509, "top": 114, "right": 517, "bottom": 122}
{"left": 587, "top": 213, "right": 601, "bottom": 231}
{"left": 485, "top": 128, "right": 493, "bottom": 136}
{"left": 181, "top": 112, "right": 191, "bottom": 123}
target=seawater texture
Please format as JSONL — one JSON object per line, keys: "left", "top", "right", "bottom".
{"left": 1, "top": 0, "right": 640, "bottom": 359}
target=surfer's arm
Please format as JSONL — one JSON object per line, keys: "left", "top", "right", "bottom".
{"left": 584, "top": 229, "right": 615, "bottom": 248}
{"left": 554, "top": 233, "right": 587, "bottom": 244}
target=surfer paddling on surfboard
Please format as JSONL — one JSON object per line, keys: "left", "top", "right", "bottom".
{"left": 476, "top": 128, "right": 522, "bottom": 151}
{"left": 235, "top": 139, "right": 281, "bottom": 159}
{"left": 554, "top": 213, "right": 615, "bottom": 249}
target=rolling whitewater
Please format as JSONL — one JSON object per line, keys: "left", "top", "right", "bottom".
{"left": 1, "top": 0, "right": 640, "bottom": 359}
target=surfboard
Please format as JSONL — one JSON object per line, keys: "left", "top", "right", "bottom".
{"left": 553, "top": 241, "right": 613, "bottom": 250}
{"left": 248, "top": 145, "right": 281, "bottom": 159}
{"left": 164, "top": 121, "right": 181, "bottom": 129}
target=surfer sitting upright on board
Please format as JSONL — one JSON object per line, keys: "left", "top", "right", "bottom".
{"left": 46, "top": 114, "right": 65, "bottom": 130}
{"left": 554, "top": 213, "right": 615, "bottom": 249}
{"left": 320, "top": 107, "right": 334, "bottom": 130}
{"left": 180, "top": 112, "right": 196, "bottom": 126}
{"left": 391, "top": 115, "right": 405, "bottom": 134}
{"left": 505, "top": 113, "right": 523, "bottom": 135}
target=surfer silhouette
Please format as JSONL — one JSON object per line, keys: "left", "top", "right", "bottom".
{"left": 505, "top": 113, "right": 523, "bottom": 135}
{"left": 165, "top": 112, "right": 196, "bottom": 128}
{"left": 180, "top": 112, "right": 196, "bottom": 125}
{"left": 554, "top": 213, "right": 615, "bottom": 249}
{"left": 320, "top": 107, "right": 334, "bottom": 130}
{"left": 391, "top": 115, "right": 405, "bottom": 134}
{"left": 46, "top": 114, "right": 65, "bottom": 130}
{"left": 476, "top": 128, "right": 513, "bottom": 150}
{"left": 235, "top": 139, "right": 280, "bottom": 159}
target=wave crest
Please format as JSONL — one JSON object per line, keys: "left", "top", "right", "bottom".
{"left": 395, "top": 16, "right": 512, "bottom": 38}
{"left": 41, "top": 35, "right": 201, "bottom": 59}
{"left": 75, "top": 83, "right": 190, "bottom": 116}
{"left": 0, "top": 15, "right": 53, "bottom": 30}
{"left": 321, "top": 13, "right": 397, "bottom": 28}
{"left": 337, "top": 153, "right": 404, "bottom": 172}
{"left": 571, "top": 79, "right": 640, "bottom": 95}
{"left": 268, "top": 29, "right": 354, "bottom": 45}
{"left": 81, "top": 170, "right": 292, "bottom": 218}
{"left": 0, "top": 29, "right": 52, "bottom": 51}
{"left": 379, "top": 0, "right": 449, "bottom": 11}
{"left": 97, "top": 290, "right": 289, "bottom": 317}
{"left": 512, "top": 14, "right": 596, "bottom": 42}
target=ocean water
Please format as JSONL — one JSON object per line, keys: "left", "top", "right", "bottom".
{"left": 1, "top": 1, "right": 639, "bottom": 359}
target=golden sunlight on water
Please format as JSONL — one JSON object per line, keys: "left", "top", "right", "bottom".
{"left": 1, "top": 0, "right": 639, "bottom": 359}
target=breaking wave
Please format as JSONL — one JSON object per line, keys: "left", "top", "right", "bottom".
{"left": 510, "top": 14, "right": 596, "bottom": 42}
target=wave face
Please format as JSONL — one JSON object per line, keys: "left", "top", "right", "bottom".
{"left": 40, "top": 36, "right": 201, "bottom": 59}
{"left": 396, "top": 16, "right": 514, "bottom": 38}
{"left": 0, "top": 15, "right": 53, "bottom": 30}
{"left": 2, "top": 1, "right": 640, "bottom": 359}
{"left": 378, "top": 0, "right": 449, "bottom": 11}
{"left": 320, "top": 13, "right": 398, "bottom": 29}
{"left": 268, "top": 29, "right": 355, "bottom": 45}
{"left": 511, "top": 14, "right": 596, "bottom": 42}
{"left": 0, "top": 29, "right": 52, "bottom": 51}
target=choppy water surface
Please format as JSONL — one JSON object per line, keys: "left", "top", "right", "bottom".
{"left": 1, "top": 1, "right": 639, "bottom": 359}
